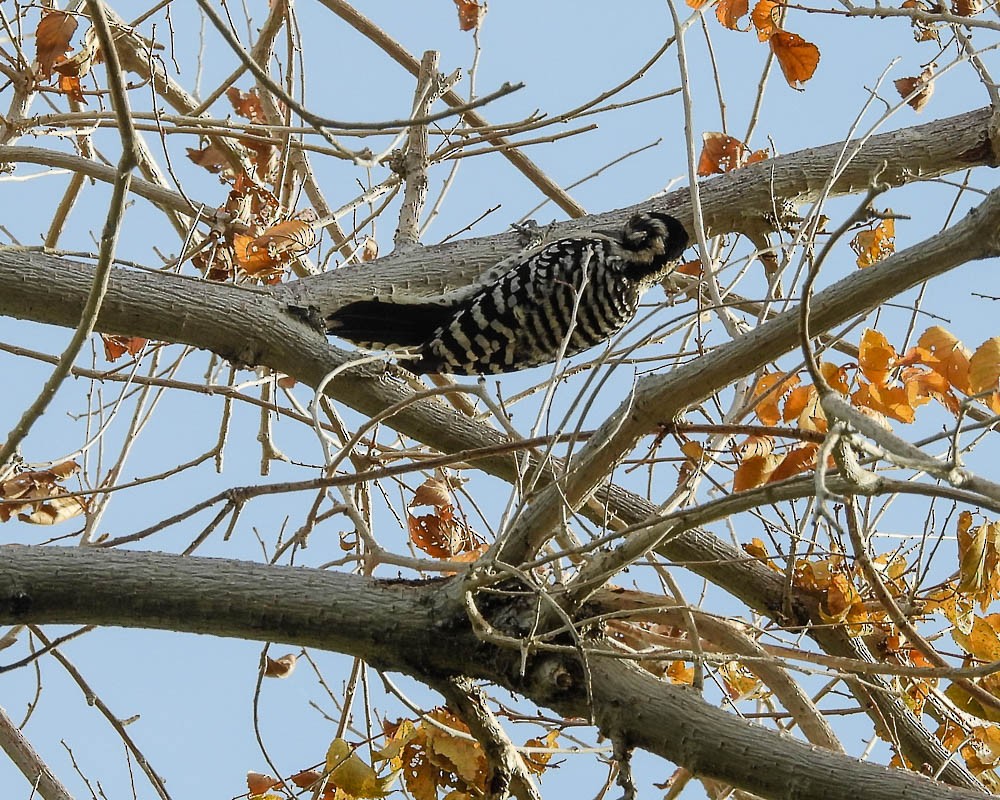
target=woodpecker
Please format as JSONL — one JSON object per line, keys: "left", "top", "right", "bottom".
{"left": 325, "top": 212, "right": 689, "bottom": 375}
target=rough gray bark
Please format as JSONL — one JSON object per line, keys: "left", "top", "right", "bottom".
{"left": 0, "top": 545, "right": 988, "bottom": 800}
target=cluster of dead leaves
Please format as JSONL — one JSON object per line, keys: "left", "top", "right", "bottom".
{"left": 186, "top": 88, "right": 318, "bottom": 283}
{"left": 247, "top": 737, "right": 398, "bottom": 800}
{"left": 0, "top": 460, "right": 86, "bottom": 525}
{"left": 407, "top": 477, "right": 486, "bottom": 561}
{"left": 722, "top": 326, "right": 1000, "bottom": 492}
{"left": 34, "top": 10, "right": 101, "bottom": 104}
{"left": 192, "top": 174, "right": 317, "bottom": 284}
{"left": 686, "top": 0, "right": 820, "bottom": 90}
{"left": 186, "top": 88, "right": 280, "bottom": 183}
{"left": 902, "top": 0, "right": 983, "bottom": 44}
{"left": 246, "top": 712, "right": 558, "bottom": 800}
{"left": 385, "top": 710, "right": 558, "bottom": 800}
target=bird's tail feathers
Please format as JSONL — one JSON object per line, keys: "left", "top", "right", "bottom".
{"left": 325, "top": 299, "right": 456, "bottom": 348}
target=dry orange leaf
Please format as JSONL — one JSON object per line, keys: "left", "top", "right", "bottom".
{"left": 734, "top": 453, "right": 780, "bottom": 491}
{"left": 362, "top": 237, "right": 379, "bottom": 261}
{"left": 851, "top": 218, "right": 895, "bottom": 268}
{"left": 969, "top": 336, "right": 1000, "bottom": 394}
{"left": 235, "top": 219, "right": 316, "bottom": 281}
{"left": 247, "top": 771, "right": 282, "bottom": 796}
{"left": 102, "top": 334, "right": 147, "bottom": 362}
{"left": 666, "top": 660, "right": 695, "bottom": 685}
{"left": 751, "top": 0, "right": 781, "bottom": 40}
{"left": 698, "top": 132, "right": 745, "bottom": 176}
{"left": 411, "top": 477, "right": 452, "bottom": 508}
{"left": 953, "top": 0, "right": 984, "bottom": 16}
{"left": 853, "top": 382, "right": 915, "bottom": 423}
{"left": 263, "top": 653, "right": 298, "bottom": 678}
{"left": 697, "top": 132, "right": 768, "bottom": 176}
{"left": 894, "top": 66, "right": 935, "bottom": 112}
{"left": 782, "top": 384, "right": 814, "bottom": 422}
{"left": 916, "top": 326, "right": 972, "bottom": 394}
{"left": 953, "top": 614, "right": 1000, "bottom": 662}
{"left": 522, "top": 730, "right": 560, "bottom": 775}
{"left": 720, "top": 661, "right": 766, "bottom": 699}
{"left": 36, "top": 10, "right": 77, "bottom": 79}
{"left": 50, "top": 25, "right": 100, "bottom": 102}
{"left": 820, "top": 361, "right": 851, "bottom": 395}
{"left": 226, "top": 87, "right": 267, "bottom": 123}
{"left": 717, "top": 0, "right": 751, "bottom": 28}
{"left": 454, "top": 0, "right": 486, "bottom": 31}
{"left": 770, "top": 30, "right": 821, "bottom": 90}
{"left": 186, "top": 144, "right": 231, "bottom": 175}
{"left": 678, "top": 440, "right": 706, "bottom": 484}
{"left": 739, "top": 435, "right": 775, "bottom": 458}
{"left": 858, "top": 329, "right": 897, "bottom": 386}
{"left": 768, "top": 444, "right": 818, "bottom": 483}
{"left": 751, "top": 372, "right": 800, "bottom": 425}
{"left": 902, "top": 367, "right": 958, "bottom": 413}
{"left": 743, "top": 537, "right": 782, "bottom": 571}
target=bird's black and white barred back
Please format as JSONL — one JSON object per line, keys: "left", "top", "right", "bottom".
{"left": 325, "top": 212, "right": 689, "bottom": 375}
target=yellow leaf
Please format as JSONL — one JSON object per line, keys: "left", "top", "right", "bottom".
{"left": 970, "top": 337, "right": 1000, "bottom": 394}
{"left": 326, "top": 739, "right": 396, "bottom": 798}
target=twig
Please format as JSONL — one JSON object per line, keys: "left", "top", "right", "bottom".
{"left": 0, "top": 0, "right": 138, "bottom": 467}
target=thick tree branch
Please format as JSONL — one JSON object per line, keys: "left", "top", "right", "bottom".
{"left": 276, "top": 105, "right": 997, "bottom": 312}
{"left": 0, "top": 545, "right": 986, "bottom": 800}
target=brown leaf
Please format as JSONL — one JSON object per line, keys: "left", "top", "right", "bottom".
{"left": 361, "top": 236, "right": 379, "bottom": 261}
{"left": 770, "top": 30, "right": 820, "bottom": 90}
{"left": 263, "top": 653, "right": 297, "bottom": 678}
{"left": 750, "top": 0, "right": 781, "bottom": 40}
{"left": 1, "top": 462, "right": 86, "bottom": 525}
{"left": 852, "top": 382, "right": 915, "bottom": 423}
{"left": 953, "top": 0, "right": 984, "bottom": 15}
{"left": 234, "top": 219, "right": 317, "bottom": 281}
{"left": 894, "top": 66, "right": 935, "bottom": 112}
{"left": 36, "top": 10, "right": 77, "bottom": 79}
{"left": 522, "top": 730, "right": 560, "bottom": 775}
{"left": 698, "top": 132, "right": 747, "bottom": 176}
{"left": 54, "top": 71, "right": 85, "bottom": 103}
{"left": 767, "top": 444, "right": 818, "bottom": 483}
{"left": 226, "top": 87, "right": 267, "bottom": 123}
{"left": 454, "top": 0, "right": 487, "bottom": 31}
{"left": 247, "top": 771, "right": 282, "bottom": 796}
{"left": 411, "top": 477, "right": 452, "bottom": 508}
{"left": 407, "top": 505, "right": 478, "bottom": 558}
{"left": 186, "top": 144, "right": 232, "bottom": 175}
{"left": 716, "top": 0, "right": 750, "bottom": 28}
{"left": 102, "top": 334, "right": 147, "bottom": 362}
{"left": 666, "top": 660, "right": 695, "bottom": 684}
{"left": 751, "top": 372, "right": 800, "bottom": 425}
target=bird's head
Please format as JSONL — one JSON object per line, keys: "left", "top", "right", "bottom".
{"left": 618, "top": 212, "right": 689, "bottom": 282}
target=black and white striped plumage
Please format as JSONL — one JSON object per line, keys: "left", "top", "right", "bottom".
{"left": 325, "top": 212, "right": 689, "bottom": 375}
